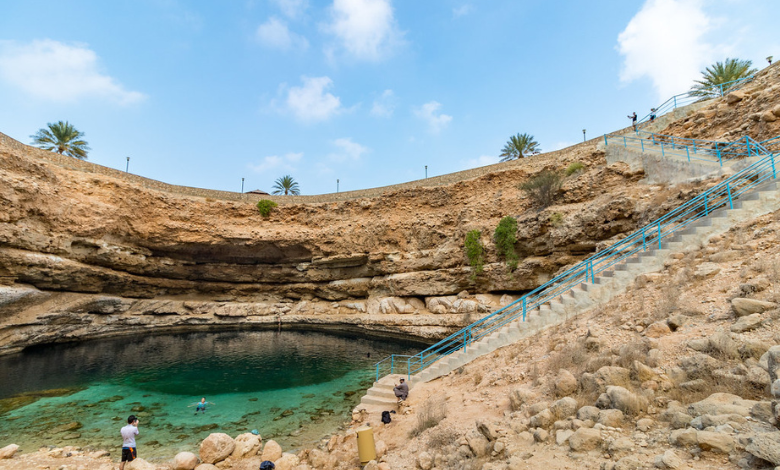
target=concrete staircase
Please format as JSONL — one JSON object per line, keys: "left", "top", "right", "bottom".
{"left": 357, "top": 137, "right": 779, "bottom": 408}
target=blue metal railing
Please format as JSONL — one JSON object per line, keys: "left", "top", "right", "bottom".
{"left": 634, "top": 75, "right": 755, "bottom": 128}
{"left": 604, "top": 131, "right": 758, "bottom": 166}
{"left": 376, "top": 134, "right": 778, "bottom": 382}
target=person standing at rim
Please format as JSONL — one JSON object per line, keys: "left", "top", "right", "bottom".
{"left": 628, "top": 111, "right": 638, "bottom": 130}
{"left": 393, "top": 378, "right": 409, "bottom": 402}
{"left": 119, "top": 415, "right": 139, "bottom": 470}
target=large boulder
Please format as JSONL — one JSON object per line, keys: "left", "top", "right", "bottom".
{"left": 200, "top": 433, "right": 235, "bottom": 464}
{"left": 173, "top": 452, "right": 199, "bottom": 470}
{"left": 529, "top": 409, "right": 554, "bottom": 429}
{"left": 568, "top": 427, "right": 602, "bottom": 451}
{"left": 687, "top": 393, "right": 756, "bottom": 417}
{"left": 261, "top": 440, "right": 282, "bottom": 462}
{"left": 577, "top": 406, "right": 601, "bottom": 422}
{"left": 731, "top": 298, "right": 777, "bottom": 317}
{"left": 232, "top": 433, "right": 261, "bottom": 458}
{"left": 598, "top": 409, "right": 624, "bottom": 427}
{"left": 554, "top": 369, "right": 578, "bottom": 397}
{"left": 550, "top": 397, "right": 578, "bottom": 419}
{"left": 605, "top": 386, "right": 648, "bottom": 414}
{"left": 696, "top": 431, "right": 734, "bottom": 453}
{"left": 767, "top": 346, "right": 780, "bottom": 382}
{"left": 581, "top": 366, "right": 630, "bottom": 393}
{"left": 654, "top": 449, "right": 683, "bottom": 469}
{"left": 745, "top": 432, "right": 780, "bottom": 466}
{"left": 0, "top": 445, "right": 19, "bottom": 459}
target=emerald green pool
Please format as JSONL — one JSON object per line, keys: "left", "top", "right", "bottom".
{"left": 0, "top": 330, "right": 419, "bottom": 460}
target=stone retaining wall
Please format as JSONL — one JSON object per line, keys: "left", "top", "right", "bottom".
{"left": 1, "top": 131, "right": 581, "bottom": 204}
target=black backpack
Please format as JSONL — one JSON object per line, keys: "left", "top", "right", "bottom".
{"left": 381, "top": 410, "right": 391, "bottom": 424}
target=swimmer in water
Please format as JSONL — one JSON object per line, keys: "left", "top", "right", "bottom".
{"left": 190, "top": 397, "right": 214, "bottom": 414}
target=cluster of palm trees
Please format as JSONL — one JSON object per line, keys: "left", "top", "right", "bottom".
{"left": 28, "top": 56, "right": 764, "bottom": 192}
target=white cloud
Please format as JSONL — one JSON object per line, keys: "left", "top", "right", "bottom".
{"left": 617, "top": 0, "right": 716, "bottom": 99}
{"left": 248, "top": 152, "right": 303, "bottom": 173}
{"left": 0, "top": 39, "right": 145, "bottom": 105}
{"left": 285, "top": 76, "right": 343, "bottom": 122}
{"left": 453, "top": 4, "right": 473, "bottom": 17}
{"left": 256, "top": 17, "right": 309, "bottom": 50}
{"left": 329, "top": 137, "right": 369, "bottom": 162}
{"left": 323, "top": 0, "right": 403, "bottom": 61}
{"left": 271, "top": 0, "right": 308, "bottom": 18}
{"left": 370, "top": 89, "right": 396, "bottom": 117}
{"left": 414, "top": 101, "right": 452, "bottom": 133}
{"left": 462, "top": 154, "right": 500, "bottom": 170}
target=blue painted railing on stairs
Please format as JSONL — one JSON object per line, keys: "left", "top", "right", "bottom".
{"left": 634, "top": 75, "right": 755, "bottom": 128}
{"left": 375, "top": 134, "right": 779, "bottom": 382}
{"left": 604, "top": 131, "right": 759, "bottom": 166}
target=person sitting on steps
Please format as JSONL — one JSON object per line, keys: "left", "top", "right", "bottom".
{"left": 393, "top": 378, "right": 409, "bottom": 402}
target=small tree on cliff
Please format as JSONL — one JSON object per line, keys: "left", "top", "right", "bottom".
{"left": 464, "top": 230, "right": 485, "bottom": 280}
{"left": 30, "top": 121, "right": 90, "bottom": 159}
{"left": 272, "top": 175, "right": 300, "bottom": 195}
{"left": 690, "top": 58, "right": 757, "bottom": 99}
{"left": 493, "top": 216, "right": 518, "bottom": 270}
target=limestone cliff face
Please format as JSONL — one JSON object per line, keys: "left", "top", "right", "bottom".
{"left": 0, "top": 131, "right": 702, "bottom": 354}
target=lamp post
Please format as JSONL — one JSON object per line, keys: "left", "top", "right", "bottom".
{"left": 425, "top": 165, "right": 428, "bottom": 178}
{"left": 337, "top": 179, "right": 339, "bottom": 193}
{"left": 125, "top": 156, "right": 130, "bottom": 172}
{"left": 241, "top": 178, "right": 244, "bottom": 193}
{"left": 582, "top": 129, "right": 586, "bottom": 142}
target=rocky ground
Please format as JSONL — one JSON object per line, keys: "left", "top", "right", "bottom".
{"left": 3, "top": 210, "right": 780, "bottom": 469}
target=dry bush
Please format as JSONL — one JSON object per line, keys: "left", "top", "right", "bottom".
{"left": 706, "top": 332, "right": 740, "bottom": 361}
{"left": 615, "top": 341, "right": 651, "bottom": 370}
{"left": 664, "top": 372, "right": 766, "bottom": 404}
{"left": 546, "top": 339, "right": 589, "bottom": 375}
{"left": 472, "top": 371, "right": 483, "bottom": 386}
{"left": 410, "top": 396, "right": 448, "bottom": 437}
{"left": 427, "top": 427, "right": 459, "bottom": 450}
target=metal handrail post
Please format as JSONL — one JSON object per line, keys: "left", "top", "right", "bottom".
{"left": 522, "top": 297, "right": 526, "bottom": 321}
{"left": 704, "top": 194, "right": 708, "bottom": 216}
{"left": 641, "top": 140, "right": 644, "bottom": 152}
{"left": 376, "top": 363, "right": 379, "bottom": 382}
{"left": 641, "top": 226, "right": 646, "bottom": 250}
{"left": 772, "top": 153, "right": 777, "bottom": 179}
{"left": 391, "top": 355, "right": 395, "bottom": 375}
{"left": 657, "top": 221, "right": 662, "bottom": 249}
{"left": 604, "top": 135, "right": 608, "bottom": 146}
{"left": 727, "top": 183, "right": 733, "bottom": 209}
{"left": 746, "top": 136, "right": 751, "bottom": 158}
{"left": 652, "top": 134, "right": 656, "bottom": 145}
{"left": 686, "top": 146, "right": 690, "bottom": 162}
{"left": 673, "top": 96, "right": 677, "bottom": 109}
{"left": 407, "top": 357, "right": 411, "bottom": 381}
{"left": 623, "top": 136, "right": 627, "bottom": 147}
{"left": 661, "top": 142, "right": 665, "bottom": 157}
{"left": 693, "top": 142, "right": 697, "bottom": 154}
{"left": 717, "top": 146, "right": 722, "bottom": 166}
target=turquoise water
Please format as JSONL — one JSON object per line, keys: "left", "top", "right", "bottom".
{"left": 0, "top": 330, "right": 420, "bottom": 460}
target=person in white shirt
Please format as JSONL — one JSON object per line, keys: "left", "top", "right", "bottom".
{"left": 119, "top": 415, "right": 139, "bottom": 470}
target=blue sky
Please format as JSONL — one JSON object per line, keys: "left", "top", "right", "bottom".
{"left": 1, "top": 0, "right": 778, "bottom": 195}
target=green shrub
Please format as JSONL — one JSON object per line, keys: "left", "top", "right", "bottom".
{"left": 566, "top": 162, "right": 585, "bottom": 176}
{"left": 256, "top": 199, "right": 278, "bottom": 217}
{"left": 464, "top": 230, "right": 484, "bottom": 279}
{"left": 410, "top": 396, "right": 447, "bottom": 437}
{"left": 549, "top": 212, "right": 564, "bottom": 227}
{"left": 519, "top": 170, "right": 563, "bottom": 209}
{"left": 493, "top": 216, "right": 518, "bottom": 270}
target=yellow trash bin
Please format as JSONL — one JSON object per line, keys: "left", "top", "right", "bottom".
{"left": 356, "top": 425, "right": 377, "bottom": 465}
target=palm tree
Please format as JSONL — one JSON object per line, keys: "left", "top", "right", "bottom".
{"left": 499, "top": 133, "right": 540, "bottom": 162}
{"left": 272, "top": 175, "right": 300, "bottom": 195}
{"left": 30, "top": 121, "right": 90, "bottom": 160}
{"left": 690, "top": 58, "right": 757, "bottom": 99}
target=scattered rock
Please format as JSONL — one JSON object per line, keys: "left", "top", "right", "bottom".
{"left": 555, "top": 429, "right": 574, "bottom": 446}
{"left": 232, "top": 433, "right": 261, "bottom": 458}
{"left": 261, "top": 439, "right": 282, "bottom": 462}
{"left": 694, "top": 263, "right": 720, "bottom": 279}
{"left": 731, "top": 313, "right": 764, "bottom": 333}
{"left": 598, "top": 409, "right": 624, "bottom": 427}
{"left": 654, "top": 449, "right": 683, "bottom": 469}
{"left": 477, "top": 420, "right": 499, "bottom": 441}
{"left": 568, "top": 427, "right": 602, "bottom": 451}
{"left": 577, "top": 406, "right": 601, "bottom": 422}
{"left": 173, "top": 451, "right": 199, "bottom": 470}
{"left": 417, "top": 450, "right": 433, "bottom": 470}
{"left": 554, "top": 369, "right": 578, "bottom": 397}
{"left": 696, "top": 430, "right": 734, "bottom": 453}
{"left": 0, "top": 444, "right": 19, "bottom": 459}
{"left": 732, "top": 298, "right": 777, "bottom": 317}
{"left": 200, "top": 433, "right": 235, "bottom": 464}
{"left": 550, "top": 397, "right": 577, "bottom": 419}
{"left": 669, "top": 428, "right": 697, "bottom": 447}
{"left": 636, "top": 418, "right": 654, "bottom": 432}
{"left": 530, "top": 409, "right": 554, "bottom": 429}
{"left": 275, "top": 452, "right": 300, "bottom": 470}
{"left": 745, "top": 432, "right": 780, "bottom": 466}
{"left": 726, "top": 91, "right": 745, "bottom": 104}
{"left": 126, "top": 459, "right": 157, "bottom": 470}
{"left": 645, "top": 321, "right": 671, "bottom": 338}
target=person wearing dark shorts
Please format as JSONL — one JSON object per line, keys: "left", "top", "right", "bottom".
{"left": 120, "top": 415, "right": 139, "bottom": 470}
